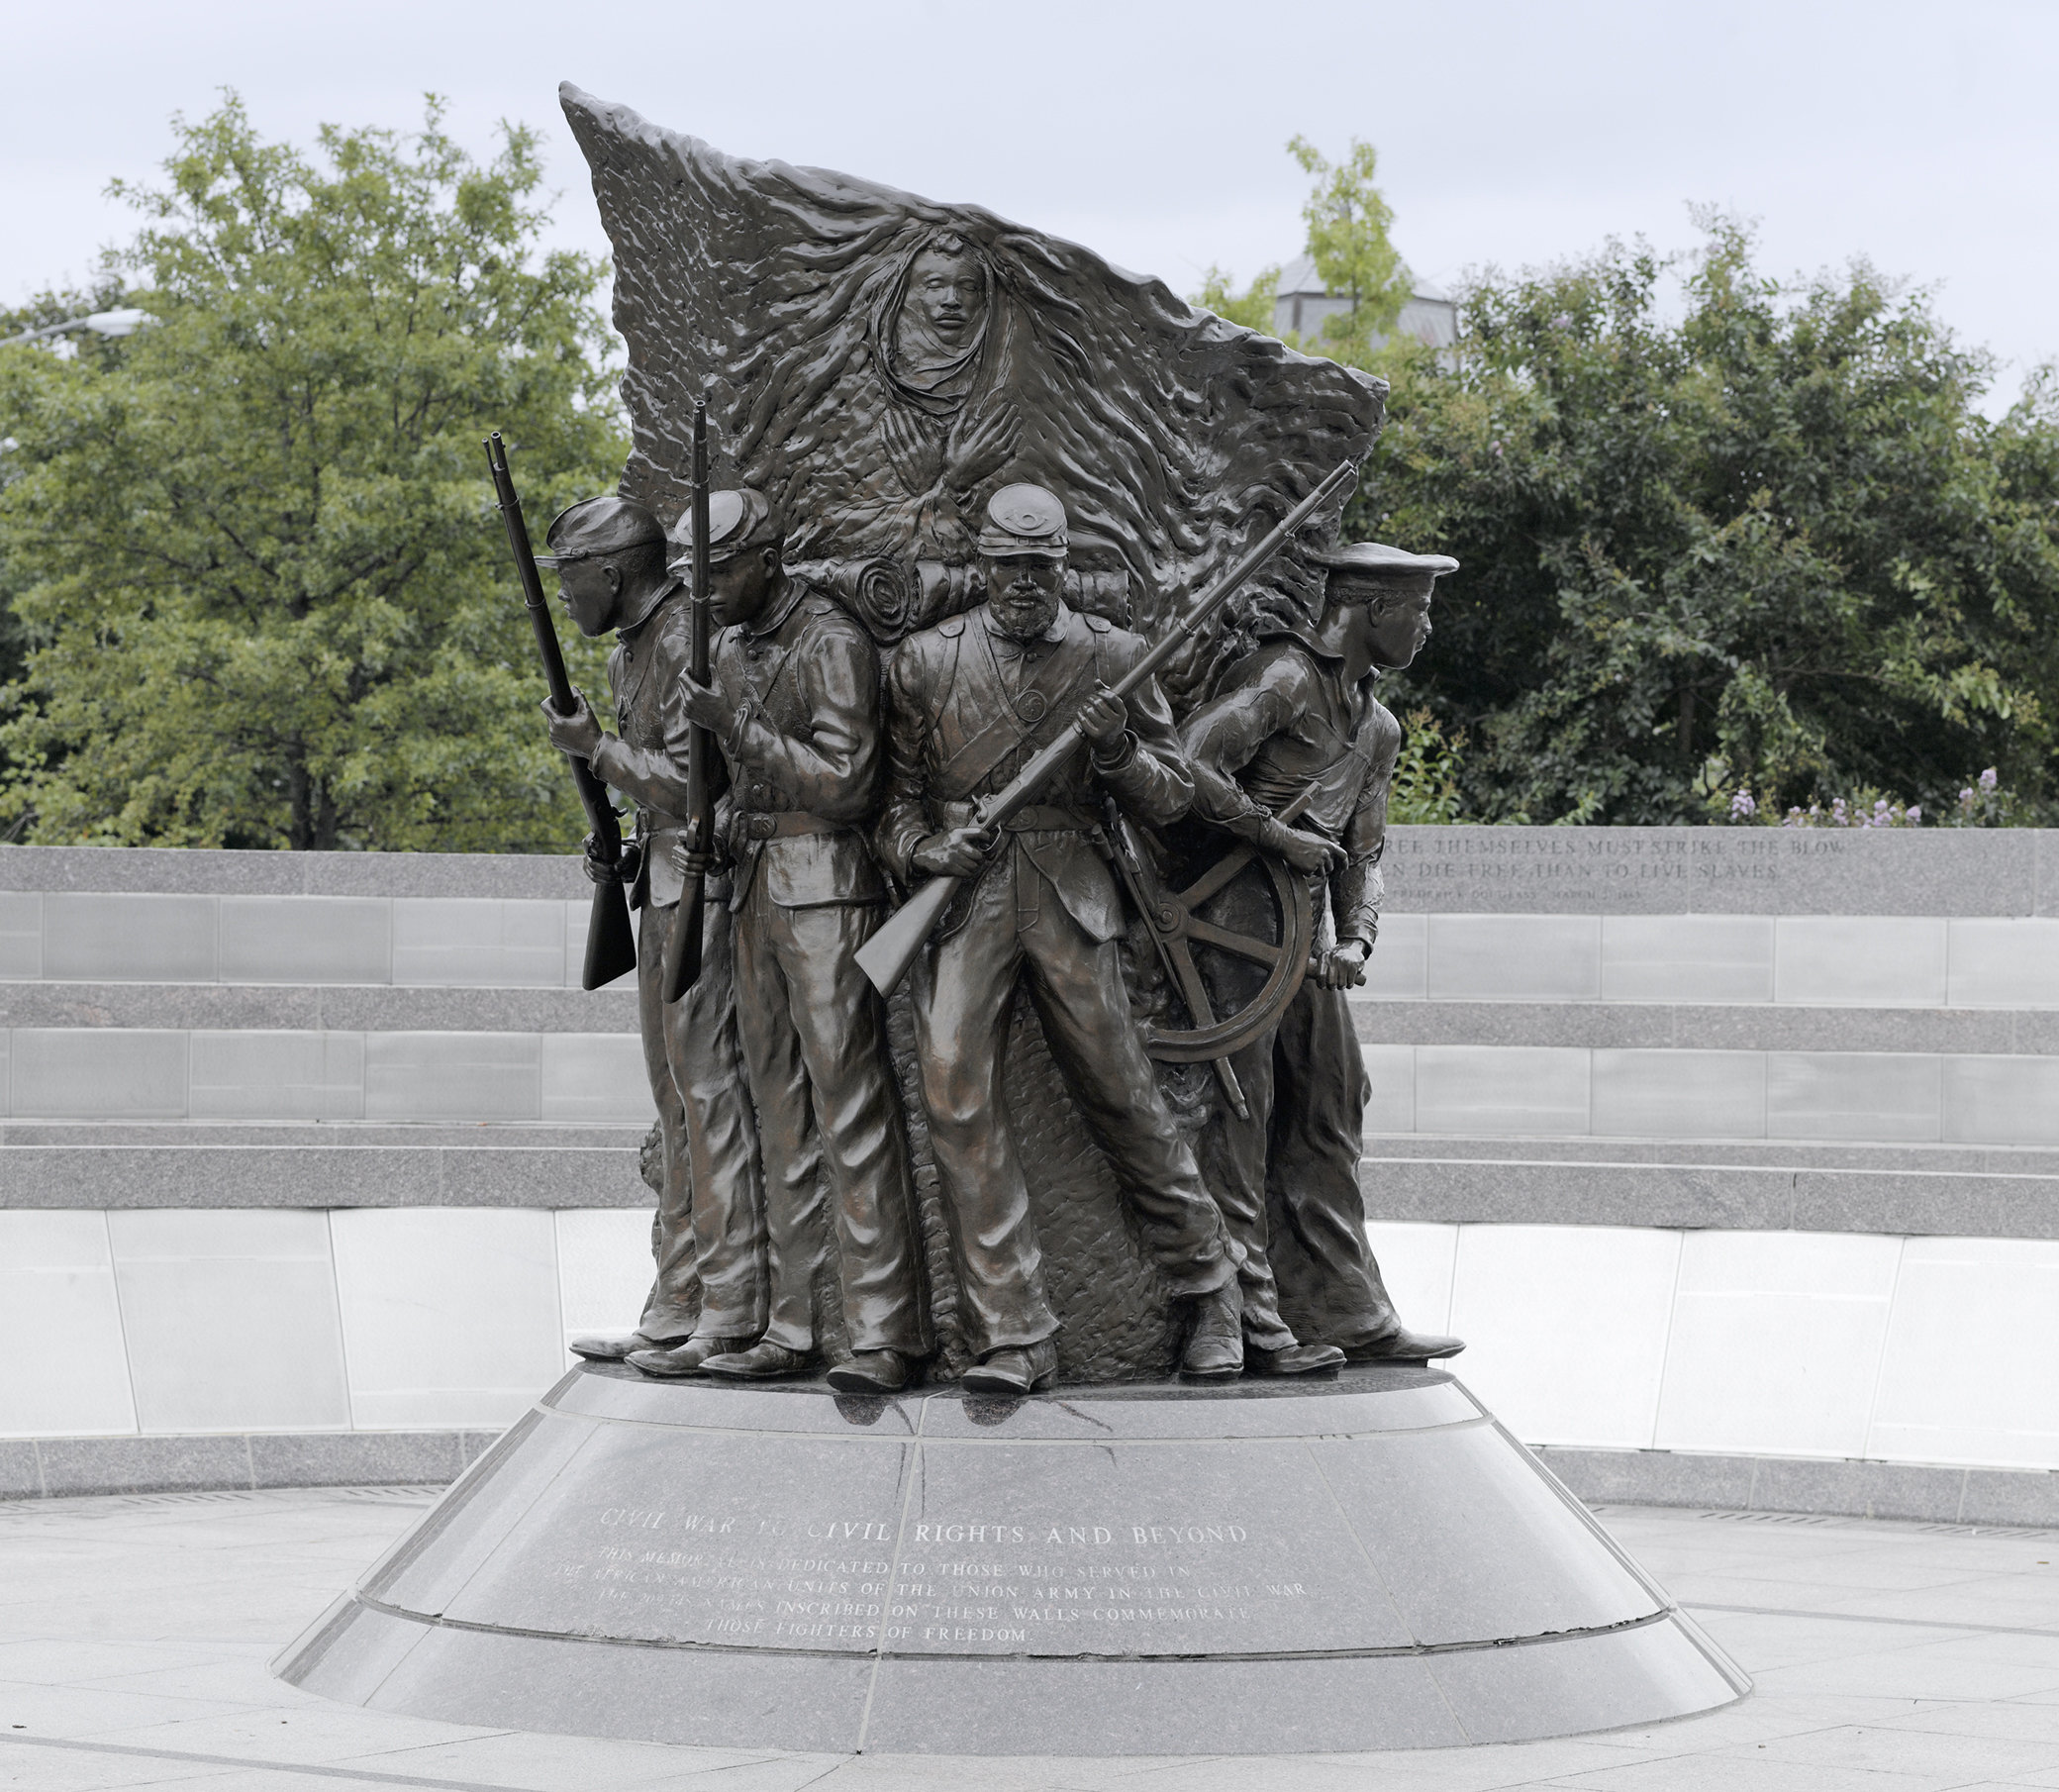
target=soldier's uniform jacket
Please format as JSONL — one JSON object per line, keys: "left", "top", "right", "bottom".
{"left": 1181, "top": 632, "right": 1400, "bottom": 948}
{"left": 588, "top": 581, "right": 718, "bottom": 911}
{"left": 880, "top": 601, "right": 1192, "bottom": 944}
{"left": 697, "top": 580, "right": 887, "bottom": 914}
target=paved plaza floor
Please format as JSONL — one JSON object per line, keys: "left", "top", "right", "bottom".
{"left": 0, "top": 1484, "right": 2056, "bottom": 1791}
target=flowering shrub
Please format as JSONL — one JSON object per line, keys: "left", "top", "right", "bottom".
{"left": 1721, "top": 767, "right": 2020, "bottom": 827}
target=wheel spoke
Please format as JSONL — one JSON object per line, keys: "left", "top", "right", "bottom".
{"left": 1172, "top": 845, "right": 1256, "bottom": 911}
{"left": 1165, "top": 940, "right": 1222, "bottom": 1032}
{"left": 1186, "top": 917, "right": 1282, "bottom": 966}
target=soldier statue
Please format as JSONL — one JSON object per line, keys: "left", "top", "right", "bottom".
{"left": 878, "top": 484, "right": 1245, "bottom": 1393}
{"left": 538, "top": 496, "right": 769, "bottom": 1365}
{"left": 636, "top": 491, "right": 931, "bottom": 1393}
{"left": 1180, "top": 542, "right": 1466, "bottom": 1364}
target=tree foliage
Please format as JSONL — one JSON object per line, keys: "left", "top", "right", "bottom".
{"left": 0, "top": 95, "right": 627, "bottom": 850}
{"left": 1356, "top": 219, "right": 2059, "bottom": 824}
{"left": 1285, "top": 136, "right": 1409, "bottom": 366}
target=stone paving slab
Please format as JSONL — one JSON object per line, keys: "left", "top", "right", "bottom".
{"left": 1, "top": 1488, "right": 2057, "bottom": 1789}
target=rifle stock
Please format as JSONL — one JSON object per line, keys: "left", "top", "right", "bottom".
{"left": 856, "top": 457, "right": 1359, "bottom": 996}
{"left": 661, "top": 400, "right": 716, "bottom": 1004}
{"left": 485, "top": 433, "right": 637, "bottom": 993}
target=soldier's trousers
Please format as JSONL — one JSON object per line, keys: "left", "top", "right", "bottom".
{"left": 732, "top": 878, "right": 928, "bottom": 1359}
{"left": 636, "top": 896, "right": 768, "bottom": 1342}
{"left": 912, "top": 852, "right": 1236, "bottom": 1359}
{"left": 1197, "top": 880, "right": 1400, "bottom": 1348}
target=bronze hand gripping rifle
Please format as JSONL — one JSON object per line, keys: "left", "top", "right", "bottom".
{"left": 855, "top": 456, "right": 1360, "bottom": 998}
{"left": 485, "top": 433, "right": 638, "bottom": 991}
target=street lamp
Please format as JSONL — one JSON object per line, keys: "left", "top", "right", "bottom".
{"left": 0, "top": 308, "right": 155, "bottom": 348}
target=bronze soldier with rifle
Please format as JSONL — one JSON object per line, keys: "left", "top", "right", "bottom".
{"left": 533, "top": 492, "right": 769, "bottom": 1364}
{"left": 1179, "top": 541, "right": 1465, "bottom": 1364}
{"left": 874, "top": 483, "right": 1250, "bottom": 1392}
{"left": 634, "top": 489, "right": 929, "bottom": 1393}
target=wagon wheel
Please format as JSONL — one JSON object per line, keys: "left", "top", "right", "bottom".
{"left": 1109, "top": 814, "right": 1317, "bottom": 1124}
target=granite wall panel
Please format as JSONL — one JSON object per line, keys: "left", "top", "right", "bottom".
{"left": 1590, "top": 1049, "right": 1766, "bottom": 1139}
{"left": 1414, "top": 1046, "right": 1590, "bottom": 1136}
{"left": 41, "top": 893, "right": 219, "bottom": 982}
{"left": 1600, "top": 916, "right": 1775, "bottom": 1005}
{"left": 391, "top": 899, "right": 570, "bottom": 989}
{"left": 1447, "top": 1225, "right": 1680, "bottom": 1449}
{"left": 0, "top": 1211, "right": 136, "bottom": 1437}
{"left": 1940, "top": 1054, "right": 2059, "bottom": 1146}
{"left": 188, "top": 1031, "right": 365, "bottom": 1122}
{"left": 1424, "top": 917, "right": 1602, "bottom": 1002}
{"left": 10, "top": 1030, "right": 189, "bottom": 1120}
{"left": 329, "top": 1207, "right": 563, "bottom": 1429}
{"left": 361, "top": 1033, "right": 541, "bottom": 1123}
{"left": 1867, "top": 1236, "right": 2059, "bottom": 1470}
{"left": 1773, "top": 918, "right": 1950, "bottom": 1008}
{"left": 219, "top": 895, "right": 392, "bottom": 985}
{"left": 0, "top": 893, "right": 41, "bottom": 978}
{"left": 1767, "top": 1052, "right": 1943, "bottom": 1144}
{"left": 1655, "top": 1231, "right": 1903, "bottom": 1459}
{"left": 107, "top": 1208, "right": 351, "bottom": 1433}
{"left": 539, "top": 1034, "right": 655, "bottom": 1126}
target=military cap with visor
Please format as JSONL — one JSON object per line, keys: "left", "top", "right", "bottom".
{"left": 1308, "top": 541, "right": 1459, "bottom": 582}
{"left": 977, "top": 483, "right": 1069, "bottom": 560}
{"left": 535, "top": 494, "right": 664, "bottom": 568}
{"left": 665, "top": 488, "right": 780, "bottom": 568}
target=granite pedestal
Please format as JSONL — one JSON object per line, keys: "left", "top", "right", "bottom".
{"left": 274, "top": 1362, "right": 1748, "bottom": 1754}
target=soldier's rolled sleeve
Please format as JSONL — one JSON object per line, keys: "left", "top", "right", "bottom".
{"left": 728, "top": 622, "right": 882, "bottom": 823}
{"left": 589, "top": 735, "right": 693, "bottom": 815}
{"left": 1332, "top": 726, "right": 1399, "bottom": 948}
{"left": 1095, "top": 667, "right": 1192, "bottom": 827}
{"left": 876, "top": 643, "right": 936, "bottom": 884}
{"left": 1332, "top": 809, "right": 1385, "bottom": 949}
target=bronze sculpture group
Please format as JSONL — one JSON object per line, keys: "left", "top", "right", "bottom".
{"left": 529, "top": 469, "right": 1461, "bottom": 1395}
{"left": 505, "top": 89, "right": 1472, "bottom": 1398}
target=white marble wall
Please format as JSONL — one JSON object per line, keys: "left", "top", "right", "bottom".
{"left": 1372, "top": 1221, "right": 2059, "bottom": 1472}
{"left": 7, "top": 1206, "right": 2056, "bottom": 1479}
{"left": 0, "top": 1206, "right": 653, "bottom": 1440}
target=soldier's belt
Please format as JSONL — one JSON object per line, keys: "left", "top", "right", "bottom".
{"left": 737, "top": 811, "right": 848, "bottom": 842}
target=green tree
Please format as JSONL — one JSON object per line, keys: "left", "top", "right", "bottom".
{"left": 0, "top": 94, "right": 627, "bottom": 850}
{"left": 1286, "top": 136, "right": 1410, "bottom": 367}
{"left": 1192, "top": 263, "right": 1282, "bottom": 333}
{"left": 1357, "top": 218, "right": 2059, "bottom": 824}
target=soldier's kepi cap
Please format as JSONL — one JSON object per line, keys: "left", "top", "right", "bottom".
{"left": 535, "top": 495, "right": 664, "bottom": 568}
{"left": 977, "top": 483, "right": 1068, "bottom": 560}
{"left": 666, "top": 488, "right": 779, "bottom": 567}
{"left": 1308, "top": 541, "right": 1459, "bottom": 583}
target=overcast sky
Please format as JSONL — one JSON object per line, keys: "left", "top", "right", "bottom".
{"left": 6, "top": 0, "right": 2054, "bottom": 408}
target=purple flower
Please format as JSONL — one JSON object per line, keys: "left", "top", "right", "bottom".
{"left": 1729, "top": 788, "right": 1756, "bottom": 819}
{"left": 1907, "top": 806, "right": 1921, "bottom": 824}
{"left": 1979, "top": 767, "right": 1999, "bottom": 792}
{"left": 1960, "top": 787, "right": 1976, "bottom": 804}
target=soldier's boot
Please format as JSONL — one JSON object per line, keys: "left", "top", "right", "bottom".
{"left": 1344, "top": 1327, "right": 1466, "bottom": 1363}
{"left": 570, "top": 1329, "right": 690, "bottom": 1363}
{"left": 1244, "top": 1340, "right": 1346, "bottom": 1376}
{"left": 828, "top": 1350, "right": 910, "bottom": 1394}
{"left": 699, "top": 1341, "right": 814, "bottom": 1381}
{"left": 626, "top": 1335, "right": 754, "bottom": 1379}
{"left": 1180, "top": 1281, "right": 1244, "bottom": 1380}
{"left": 962, "top": 1339, "right": 1058, "bottom": 1396}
